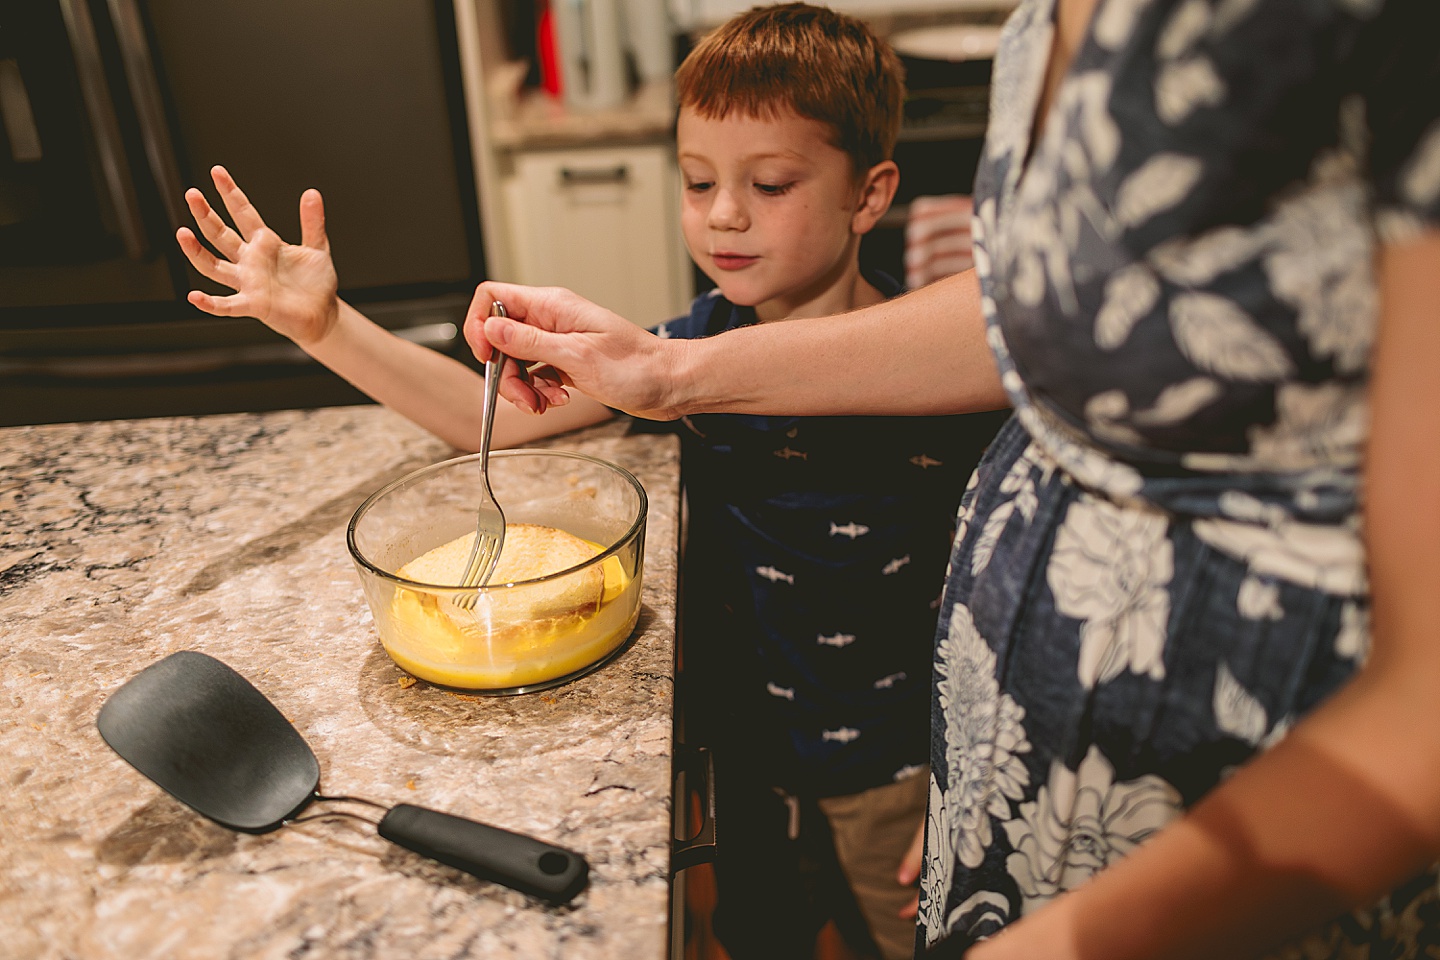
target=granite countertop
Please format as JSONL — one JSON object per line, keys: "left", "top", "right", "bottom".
{"left": 0, "top": 406, "right": 681, "bottom": 960}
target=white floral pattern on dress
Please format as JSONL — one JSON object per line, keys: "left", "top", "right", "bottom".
{"left": 1168, "top": 293, "right": 1294, "bottom": 381}
{"left": 1003, "top": 745, "right": 1181, "bottom": 909}
{"left": 1401, "top": 120, "right": 1440, "bottom": 206}
{"left": 1016, "top": 403, "right": 1146, "bottom": 499}
{"left": 1156, "top": 0, "right": 1210, "bottom": 58}
{"left": 1094, "top": 263, "right": 1160, "bottom": 349}
{"left": 1214, "top": 662, "right": 1270, "bottom": 744}
{"left": 1194, "top": 513, "right": 1367, "bottom": 595}
{"left": 919, "top": 774, "right": 958, "bottom": 945}
{"left": 1148, "top": 224, "right": 1263, "bottom": 285}
{"left": 1237, "top": 574, "right": 1284, "bottom": 620}
{"left": 1247, "top": 382, "right": 1368, "bottom": 473}
{"left": 1094, "top": 0, "right": 1154, "bottom": 50}
{"left": 971, "top": 444, "right": 1043, "bottom": 575}
{"left": 1155, "top": 56, "right": 1226, "bottom": 125}
{"left": 1334, "top": 602, "right": 1370, "bottom": 661}
{"left": 1263, "top": 185, "right": 1376, "bottom": 374}
{"left": 1115, "top": 153, "right": 1204, "bottom": 227}
{"left": 1048, "top": 494, "right": 1173, "bottom": 688}
{"left": 1132, "top": 378, "right": 1223, "bottom": 426}
{"left": 930, "top": 0, "right": 1440, "bottom": 952}
{"left": 935, "top": 603, "right": 1032, "bottom": 868}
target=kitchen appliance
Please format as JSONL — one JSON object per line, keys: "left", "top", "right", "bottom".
{"left": 857, "top": 16, "right": 999, "bottom": 283}
{"left": 1, "top": 0, "right": 487, "bottom": 426}
{"left": 96, "top": 650, "right": 590, "bottom": 904}
{"left": 347, "top": 448, "right": 648, "bottom": 694}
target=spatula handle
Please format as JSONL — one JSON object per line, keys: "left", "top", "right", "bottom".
{"left": 378, "top": 803, "right": 589, "bottom": 904}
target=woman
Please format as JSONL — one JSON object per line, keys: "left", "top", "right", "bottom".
{"left": 464, "top": 0, "right": 1440, "bottom": 955}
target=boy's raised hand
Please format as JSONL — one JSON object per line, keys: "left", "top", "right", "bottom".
{"left": 176, "top": 165, "right": 339, "bottom": 347}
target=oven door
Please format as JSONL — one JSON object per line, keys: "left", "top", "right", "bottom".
{"left": 0, "top": 299, "right": 468, "bottom": 427}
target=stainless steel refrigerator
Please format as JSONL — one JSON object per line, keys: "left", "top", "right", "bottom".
{"left": 1, "top": 0, "right": 487, "bottom": 426}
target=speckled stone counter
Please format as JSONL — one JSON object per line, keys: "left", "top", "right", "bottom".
{"left": 0, "top": 406, "right": 680, "bottom": 960}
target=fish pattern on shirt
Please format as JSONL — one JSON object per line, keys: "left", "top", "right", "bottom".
{"left": 646, "top": 272, "right": 1010, "bottom": 795}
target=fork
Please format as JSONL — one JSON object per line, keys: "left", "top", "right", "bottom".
{"left": 452, "top": 301, "right": 509, "bottom": 607}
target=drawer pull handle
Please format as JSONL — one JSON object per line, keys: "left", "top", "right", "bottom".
{"left": 559, "top": 165, "right": 629, "bottom": 186}
{"left": 671, "top": 744, "right": 716, "bottom": 874}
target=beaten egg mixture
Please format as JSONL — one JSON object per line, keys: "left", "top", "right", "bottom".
{"left": 383, "top": 523, "right": 636, "bottom": 689}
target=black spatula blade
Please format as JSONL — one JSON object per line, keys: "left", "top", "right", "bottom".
{"left": 97, "top": 651, "right": 320, "bottom": 833}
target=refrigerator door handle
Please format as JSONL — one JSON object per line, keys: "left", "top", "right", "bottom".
{"left": 106, "top": 0, "right": 187, "bottom": 233}
{"left": 57, "top": 0, "right": 149, "bottom": 260}
{"left": 0, "top": 323, "right": 461, "bottom": 379}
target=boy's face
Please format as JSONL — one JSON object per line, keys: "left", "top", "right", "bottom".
{"left": 676, "top": 106, "right": 878, "bottom": 322}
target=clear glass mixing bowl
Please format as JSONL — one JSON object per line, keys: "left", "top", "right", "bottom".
{"left": 347, "top": 449, "right": 647, "bottom": 694}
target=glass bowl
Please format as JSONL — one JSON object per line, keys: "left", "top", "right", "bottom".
{"left": 347, "top": 449, "right": 647, "bottom": 694}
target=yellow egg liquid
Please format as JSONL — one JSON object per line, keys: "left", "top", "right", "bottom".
{"left": 382, "top": 550, "right": 639, "bottom": 690}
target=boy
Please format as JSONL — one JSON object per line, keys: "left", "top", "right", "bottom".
{"left": 177, "top": 6, "right": 1005, "bottom": 956}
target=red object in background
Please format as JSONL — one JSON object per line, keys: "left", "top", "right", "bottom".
{"left": 537, "top": 0, "right": 562, "bottom": 97}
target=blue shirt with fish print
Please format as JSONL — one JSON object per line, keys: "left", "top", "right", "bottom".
{"left": 645, "top": 272, "right": 1009, "bottom": 796}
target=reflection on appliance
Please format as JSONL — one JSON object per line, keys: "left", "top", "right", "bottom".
{"left": 859, "top": 29, "right": 993, "bottom": 286}
{"left": 1, "top": 0, "right": 486, "bottom": 426}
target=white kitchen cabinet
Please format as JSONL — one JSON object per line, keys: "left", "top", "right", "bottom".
{"left": 503, "top": 144, "right": 692, "bottom": 327}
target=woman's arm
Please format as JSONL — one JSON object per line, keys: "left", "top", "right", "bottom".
{"left": 971, "top": 229, "right": 1440, "bottom": 960}
{"left": 464, "top": 268, "right": 1008, "bottom": 420}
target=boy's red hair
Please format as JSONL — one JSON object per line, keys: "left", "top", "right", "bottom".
{"left": 674, "top": 3, "right": 905, "bottom": 174}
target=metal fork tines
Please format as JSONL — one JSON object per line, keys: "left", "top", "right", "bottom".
{"left": 452, "top": 301, "right": 509, "bottom": 609}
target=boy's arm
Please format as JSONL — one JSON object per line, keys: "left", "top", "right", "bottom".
{"left": 178, "top": 166, "right": 612, "bottom": 450}
{"left": 305, "top": 302, "right": 613, "bottom": 450}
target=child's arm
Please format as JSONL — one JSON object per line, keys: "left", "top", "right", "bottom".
{"left": 176, "top": 166, "right": 612, "bottom": 450}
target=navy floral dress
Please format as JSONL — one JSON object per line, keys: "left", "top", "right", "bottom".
{"left": 920, "top": 0, "right": 1440, "bottom": 955}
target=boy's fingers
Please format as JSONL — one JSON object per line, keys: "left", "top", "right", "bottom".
{"left": 210, "top": 165, "right": 267, "bottom": 240}
{"left": 185, "top": 188, "right": 244, "bottom": 261}
{"left": 175, "top": 228, "right": 239, "bottom": 288}
{"left": 298, "top": 189, "right": 328, "bottom": 250}
{"left": 897, "top": 820, "right": 925, "bottom": 885}
{"left": 186, "top": 289, "right": 252, "bottom": 318}
{"left": 897, "top": 818, "right": 925, "bottom": 920}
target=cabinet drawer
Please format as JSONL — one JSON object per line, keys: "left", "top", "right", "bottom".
{"left": 505, "top": 145, "right": 690, "bottom": 327}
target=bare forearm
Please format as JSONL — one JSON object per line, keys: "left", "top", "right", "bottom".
{"left": 309, "top": 302, "right": 613, "bottom": 450}
{"left": 669, "top": 270, "right": 1006, "bottom": 417}
{"left": 1010, "top": 675, "right": 1440, "bottom": 960}
{"left": 303, "top": 301, "right": 490, "bottom": 448}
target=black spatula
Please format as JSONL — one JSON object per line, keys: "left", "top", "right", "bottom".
{"left": 96, "top": 650, "right": 588, "bottom": 905}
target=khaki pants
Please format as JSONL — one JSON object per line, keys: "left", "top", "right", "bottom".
{"left": 819, "top": 767, "right": 929, "bottom": 960}
{"left": 708, "top": 748, "right": 929, "bottom": 960}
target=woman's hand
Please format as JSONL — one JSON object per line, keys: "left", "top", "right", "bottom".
{"left": 176, "top": 165, "right": 340, "bottom": 347}
{"left": 462, "top": 281, "right": 682, "bottom": 419}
